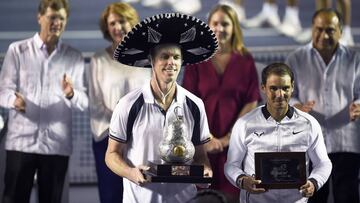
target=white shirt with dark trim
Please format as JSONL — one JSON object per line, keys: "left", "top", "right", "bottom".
{"left": 109, "top": 83, "right": 211, "bottom": 203}
{"left": 225, "top": 105, "right": 332, "bottom": 203}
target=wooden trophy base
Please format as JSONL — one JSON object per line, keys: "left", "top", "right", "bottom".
{"left": 143, "top": 160, "right": 212, "bottom": 183}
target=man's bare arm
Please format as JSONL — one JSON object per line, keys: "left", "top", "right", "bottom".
{"left": 105, "top": 138, "right": 149, "bottom": 186}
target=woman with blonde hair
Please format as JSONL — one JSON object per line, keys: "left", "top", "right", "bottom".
{"left": 183, "top": 4, "right": 261, "bottom": 202}
{"left": 88, "top": 2, "right": 151, "bottom": 203}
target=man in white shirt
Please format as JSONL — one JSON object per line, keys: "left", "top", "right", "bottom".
{"left": 105, "top": 13, "right": 218, "bottom": 203}
{"left": 0, "top": 0, "right": 88, "bottom": 202}
{"left": 286, "top": 8, "right": 360, "bottom": 203}
{"left": 225, "top": 63, "right": 332, "bottom": 203}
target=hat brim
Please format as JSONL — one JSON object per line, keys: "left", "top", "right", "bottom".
{"left": 114, "top": 13, "right": 218, "bottom": 68}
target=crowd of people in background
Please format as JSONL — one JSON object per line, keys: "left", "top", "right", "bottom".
{"left": 0, "top": 0, "right": 358, "bottom": 203}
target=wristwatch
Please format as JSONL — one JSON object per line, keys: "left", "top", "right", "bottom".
{"left": 236, "top": 174, "right": 247, "bottom": 189}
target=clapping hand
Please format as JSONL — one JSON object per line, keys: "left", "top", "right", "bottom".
{"left": 14, "top": 92, "right": 26, "bottom": 112}
{"left": 294, "top": 101, "right": 315, "bottom": 113}
{"left": 349, "top": 102, "right": 360, "bottom": 121}
{"left": 62, "top": 73, "right": 74, "bottom": 99}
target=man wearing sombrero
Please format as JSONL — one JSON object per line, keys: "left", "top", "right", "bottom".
{"left": 105, "top": 13, "right": 218, "bottom": 202}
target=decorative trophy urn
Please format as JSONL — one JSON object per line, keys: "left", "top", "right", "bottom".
{"left": 144, "top": 107, "right": 212, "bottom": 183}
{"left": 159, "top": 107, "right": 194, "bottom": 163}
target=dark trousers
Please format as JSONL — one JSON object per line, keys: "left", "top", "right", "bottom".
{"left": 2, "top": 150, "right": 69, "bottom": 203}
{"left": 309, "top": 152, "right": 360, "bottom": 203}
{"left": 93, "top": 137, "right": 123, "bottom": 203}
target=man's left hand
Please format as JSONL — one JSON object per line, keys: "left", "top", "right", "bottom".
{"left": 299, "top": 180, "right": 315, "bottom": 197}
{"left": 204, "top": 136, "right": 223, "bottom": 154}
{"left": 349, "top": 102, "right": 360, "bottom": 121}
{"left": 203, "top": 166, "right": 213, "bottom": 178}
{"left": 196, "top": 166, "right": 213, "bottom": 188}
{"left": 62, "top": 73, "right": 74, "bottom": 99}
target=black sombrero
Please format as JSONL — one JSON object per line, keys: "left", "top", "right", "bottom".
{"left": 113, "top": 13, "right": 218, "bottom": 68}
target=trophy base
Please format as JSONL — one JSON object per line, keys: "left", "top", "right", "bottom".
{"left": 144, "top": 160, "right": 213, "bottom": 183}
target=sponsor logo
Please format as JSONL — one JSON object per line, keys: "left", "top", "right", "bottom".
{"left": 292, "top": 130, "right": 303, "bottom": 135}
{"left": 254, "top": 131, "right": 264, "bottom": 137}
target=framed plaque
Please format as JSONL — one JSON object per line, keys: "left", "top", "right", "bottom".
{"left": 143, "top": 160, "right": 213, "bottom": 183}
{"left": 255, "top": 152, "right": 306, "bottom": 189}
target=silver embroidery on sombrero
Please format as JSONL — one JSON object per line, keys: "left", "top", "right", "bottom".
{"left": 186, "top": 47, "right": 211, "bottom": 55}
{"left": 121, "top": 48, "right": 144, "bottom": 55}
{"left": 180, "top": 26, "right": 196, "bottom": 43}
{"left": 134, "top": 59, "right": 151, "bottom": 67}
{"left": 165, "top": 13, "right": 175, "bottom": 18}
{"left": 148, "top": 26, "right": 162, "bottom": 43}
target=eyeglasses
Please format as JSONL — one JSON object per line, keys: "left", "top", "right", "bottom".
{"left": 46, "top": 15, "right": 66, "bottom": 22}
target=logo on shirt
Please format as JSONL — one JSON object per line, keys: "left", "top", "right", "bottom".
{"left": 254, "top": 131, "right": 265, "bottom": 137}
{"left": 292, "top": 130, "right": 304, "bottom": 135}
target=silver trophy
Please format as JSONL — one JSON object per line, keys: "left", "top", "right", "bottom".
{"left": 144, "top": 106, "right": 211, "bottom": 183}
{"left": 159, "top": 106, "right": 195, "bottom": 163}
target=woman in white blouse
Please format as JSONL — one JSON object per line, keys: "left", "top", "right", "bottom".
{"left": 88, "top": 3, "right": 151, "bottom": 203}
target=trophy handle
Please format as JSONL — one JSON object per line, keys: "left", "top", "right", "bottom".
{"left": 174, "top": 106, "right": 183, "bottom": 120}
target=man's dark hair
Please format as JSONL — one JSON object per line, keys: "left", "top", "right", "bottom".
{"left": 261, "top": 62, "right": 294, "bottom": 85}
{"left": 312, "top": 8, "right": 343, "bottom": 31}
{"left": 148, "top": 43, "right": 183, "bottom": 64}
{"left": 38, "top": 0, "right": 70, "bottom": 17}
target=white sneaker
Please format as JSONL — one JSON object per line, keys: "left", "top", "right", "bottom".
{"left": 219, "top": 0, "right": 246, "bottom": 22}
{"left": 242, "top": 11, "right": 266, "bottom": 28}
{"left": 170, "top": 0, "right": 201, "bottom": 15}
{"left": 339, "top": 26, "right": 355, "bottom": 46}
{"left": 243, "top": 2, "right": 280, "bottom": 28}
{"left": 142, "top": 0, "right": 164, "bottom": 8}
{"left": 277, "top": 22, "right": 302, "bottom": 37}
{"left": 277, "top": 7, "right": 302, "bottom": 37}
{"left": 294, "top": 28, "right": 312, "bottom": 44}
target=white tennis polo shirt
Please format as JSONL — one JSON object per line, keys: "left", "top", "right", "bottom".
{"left": 225, "top": 105, "right": 332, "bottom": 203}
{"left": 109, "top": 83, "right": 210, "bottom": 203}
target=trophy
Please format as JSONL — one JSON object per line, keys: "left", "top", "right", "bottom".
{"left": 144, "top": 107, "right": 212, "bottom": 183}
{"left": 159, "top": 106, "right": 194, "bottom": 163}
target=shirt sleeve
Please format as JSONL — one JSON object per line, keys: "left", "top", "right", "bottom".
{"left": 354, "top": 53, "right": 360, "bottom": 104}
{"left": 0, "top": 43, "right": 18, "bottom": 109}
{"left": 88, "top": 56, "right": 113, "bottom": 137}
{"left": 286, "top": 53, "right": 302, "bottom": 105}
{"left": 109, "top": 98, "right": 129, "bottom": 143}
{"left": 68, "top": 53, "right": 88, "bottom": 111}
{"left": 198, "top": 99, "right": 211, "bottom": 145}
{"left": 307, "top": 116, "right": 332, "bottom": 189}
{"left": 224, "top": 118, "right": 248, "bottom": 188}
